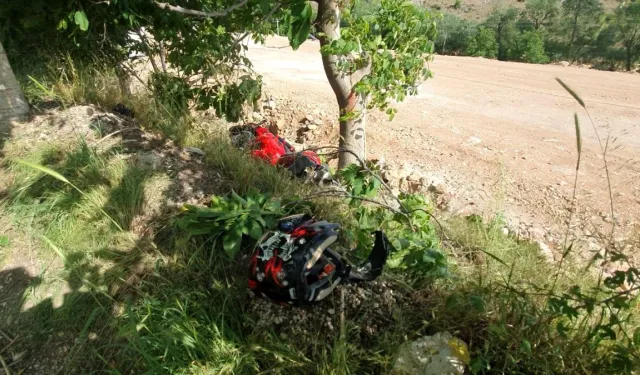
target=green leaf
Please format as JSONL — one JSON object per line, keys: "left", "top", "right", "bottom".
{"left": 291, "top": 1, "right": 312, "bottom": 18}
{"left": 259, "top": 0, "right": 270, "bottom": 14}
{"left": 264, "top": 199, "right": 281, "bottom": 212}
{"left": 468, "top": 295, "right": 485, "bottom": 313}
{"left": 222, "top": 230, "right": 242, "bottom": 258}
{"left": 195, "top": 208, "right": 223, "bottom": 218}
{"left": 599, "top": 326, "right": 617, "bottom": 340}
{"left": 247, "top": 219, "right": 263, "bottom": 240}
{"left": 231, "top": 190, "right": 247, "bottom": 206}
{"left": 469, "top": 357, "right": 488, "bottom": 373}
{"left": 350, "top": 178, "right": 364, "bottom": 196}
{"left": 445, "top": 293, "right": 463, "bottom": 310}
{"left": 74, "top": 11, "right": 89, "bottom": 31}
{"left": 520, "top": 339, "right": 532, "bottom": 354}
{"left": 422, "top": 251, "right": 436, "bottom": 264}
{"left": 288, "top": 3, "right": 312, "bottom": 50}
{"left": 57, "top": 19, "right": 68, "bottom": 31}
{"left": 633, "top": 327, "right": 640, "bottom": 346}
{"left": 0, "top": 236, "right": 8, "bottom": 247}
{"left": 556, "top": 321, "right": 569, "bottom": 338}
{"left": 210, "top": 195, "right": 222, "bottom": 207}
{"left": 254, "top": 215, "right": 267, "bottom": 227}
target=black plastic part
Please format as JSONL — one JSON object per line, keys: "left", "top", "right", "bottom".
{"left": 288, "top": 153, "right": 320, "bottom": 177}
{"left": 346, "top": 231, "right": 392, "bottom": 282}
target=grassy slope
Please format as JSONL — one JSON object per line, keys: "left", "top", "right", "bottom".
{"left": 0, "top": 67, "right": 638, "bottom": 374}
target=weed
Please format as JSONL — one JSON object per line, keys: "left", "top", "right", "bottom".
{"left": 177, "top": 190, "right": 286, "bottom": 257}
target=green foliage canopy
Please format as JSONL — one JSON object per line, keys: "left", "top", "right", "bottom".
{"left": 466, "top": 27, "right": 498, "bottom": 58}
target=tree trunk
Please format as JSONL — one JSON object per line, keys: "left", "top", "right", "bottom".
{"left": 626, "top": 47, "right": 632, "bottom": 72}
{"left": 317, "top": 0, "right": 366, "bottom": 168}
{"left": 567, "top": 11, "right": 580, "bottom": 59}
{"left": 497, "top": 24, "right": 504, "bottom": 60}
{"left": 0, "top": 41, "right": 29, "bottom": 126}
{"left": 338, "top": 95, "right": 366, "bottom": 168}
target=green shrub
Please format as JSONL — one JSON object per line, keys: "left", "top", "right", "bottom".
{"left": 466, "top": 27, "right": 499, "bottom": 58}
{"left": 514, "top": 30, "right": 550, "bottom": 63}
{"left": 436, "top": 12, "right": 478, "bottom": 55}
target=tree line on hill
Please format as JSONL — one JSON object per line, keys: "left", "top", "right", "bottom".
{"left": 356, "top": 0, "right": 640, "bottom": 71}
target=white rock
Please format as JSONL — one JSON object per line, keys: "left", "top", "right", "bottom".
{"left": 535, "top": 240, "right": 555, "bottom": 262}
{"left": 393, "top": 332, "right": 469, "bottom": 375}
{"left": 407, "top": 172, "right": 422, "bottom": 182}
{"left": 306, "top": 124, "right": 318, "bottom": 131}
{"left": 501, "top": 227, "right": 509, "bottom": 236}
{"left": 271, "top": 118, "right": 287, "bottom": 133}
{"left": 466, "top": 136, "right": 482, "bottom": 146}
{"left": 252, "top": 112, "right": 264, "bottom": 122}
{"left": 559, "top": 61, "right": 570, "bottom": 67}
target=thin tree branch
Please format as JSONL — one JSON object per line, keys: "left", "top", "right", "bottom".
{"left": 302, "top": 189, "right": 409, "bottom": 217}
{"left": 234, "top": 3, "right": 283, "bottom": 45}
{"left": 134, "top": 29, "right": 159, "bottom": 73}
{"left": 119, "top": 63, "right": 148, "bottom": 87}
{"left": 405, "top": 208, "right": 448, "bottom": 241}
{"left": 155, "top": 0, "right": 249, "bottom": 18}
{"left": 292, "top": 145, "right": 449, "bottom": 240}
{"left": 159, "top": 40, "right": 168, "bottom": 72}
{"left": 310, "top": 146, "right": 409, "bottom": 212}
{"left": 350, "top": 58, "right": 372, "bottom": 87}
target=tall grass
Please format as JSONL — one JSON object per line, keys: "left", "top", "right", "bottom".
{"left": 1, "top": 62, "right": 638, "bottom": 374}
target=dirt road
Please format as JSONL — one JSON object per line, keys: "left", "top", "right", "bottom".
{"left": 247, "top": 36, "right": 640, "bottom": 255}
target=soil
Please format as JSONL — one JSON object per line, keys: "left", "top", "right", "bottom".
{"left": 247, "top": 279, "right": 415, "bottom": 350}
{"left": 247, "top": 36, "right": 640, "bottom": 261}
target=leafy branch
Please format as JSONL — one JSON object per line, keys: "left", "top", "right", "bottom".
{"left": 154, "top": 0, "right": 249, "bottom": 18}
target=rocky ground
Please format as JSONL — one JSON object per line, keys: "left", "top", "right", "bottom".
{"left": 245, "top": 36, "right": 640, "bottom": 265}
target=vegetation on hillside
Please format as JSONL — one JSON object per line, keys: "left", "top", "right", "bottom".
{"left": 417, "top": 0, "right": 640, "bottom": 70}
